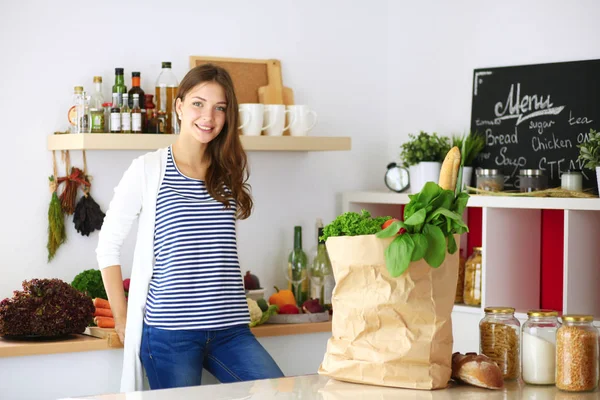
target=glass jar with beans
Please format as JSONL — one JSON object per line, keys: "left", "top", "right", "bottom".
{"left": 556, "top": 315, "right": 599, "bottom": 392}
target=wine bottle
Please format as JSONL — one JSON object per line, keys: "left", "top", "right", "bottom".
{"left": 288, "top": 226, "right": 308, "bottom": 307}
{"left": 311, "top": 227, "right": 334, "bottom": 307}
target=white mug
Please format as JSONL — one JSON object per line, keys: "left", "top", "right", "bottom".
{"left": 286, "top": 105, "right": 318, "bottom": 136}
{"left": 263, "top": 104, "right": 295, "bottom": 137}
{"left": 238, "top": 104, "right": 275, "bottom": 136}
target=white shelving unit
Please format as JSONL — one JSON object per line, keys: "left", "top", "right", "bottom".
{"left": 47, "top": 133, "right": 352, "bottom": 152}
{"left": 343, "top": 190, "right": 600, "bottom": 352}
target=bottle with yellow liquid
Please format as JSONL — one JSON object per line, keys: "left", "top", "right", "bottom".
{"left": 155, "top": 61, "right": 178, "bottom": 134}
{"left": 287, "top": 226, "right": 308, "bottom": 307}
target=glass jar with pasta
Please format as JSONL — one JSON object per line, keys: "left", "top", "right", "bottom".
{"left": 556, "top": 315, "right": 599, "bottom": 392}
{"left": 479, "top": 307, "right": 520, "bottom": 380}
{"left": 463, "top": 247, "right": 482, "bottom": 306}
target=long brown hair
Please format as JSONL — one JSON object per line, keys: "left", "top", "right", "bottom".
{"left": 175, "top": 64, "right": 253, "bottom": 220}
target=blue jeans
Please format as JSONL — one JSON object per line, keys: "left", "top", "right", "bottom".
{"left": 140, "top": 322, "right": 284, "bottom": 389}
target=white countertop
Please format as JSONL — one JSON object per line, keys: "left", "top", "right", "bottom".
{"left": 65, "top": 374, "right": 600, "bottom": 400}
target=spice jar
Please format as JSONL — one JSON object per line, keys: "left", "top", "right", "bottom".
{"left": 519, "top": 169, "right": 548, "bottom": 193}
{"left": 476, "top": 169, "right": 504, "bottom": 192}
{"left": 463, "top": 247, "right": 482, "bottom": 306}
{"left": 561, "top": 170, "right": 583, "bottom": 192}
{"left": 103, "top": 102, "right": 112, "bottom": 133}
{"left": 455, "top": 254, "right": 466, "bottom": 303}
{"left": 479, "top": 307, "right": 520, "bottom": 380}
{"left": 521, "top": 310, "right": 560, "bottom": 385}
{"left": 556, "top": 315, "right": 599, "bottom": 392}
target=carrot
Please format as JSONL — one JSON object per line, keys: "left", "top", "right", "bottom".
{"left": 94, "top": 316, "right": 115, "bottom": 329}
{"left": 94, "top": 307, "right": 113, "bottom": 318}
{"left": 93, "top": 298, "right": 111, "bottom": 310}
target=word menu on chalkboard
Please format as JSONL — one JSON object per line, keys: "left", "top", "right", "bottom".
{"left": 470, "top": 59, "right": 600, "bottom": 190}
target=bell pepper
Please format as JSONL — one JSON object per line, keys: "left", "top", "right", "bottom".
{"left": 279, "top": 304, "right": 300, "bottom": 314}
{"left": 268, "top": 286, "right": 296, "bottom": 309}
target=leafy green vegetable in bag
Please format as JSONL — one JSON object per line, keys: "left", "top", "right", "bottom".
{"left": 376, "top": 182, "right": 469, "bottom": 276}
{"left": 321, "top": 210, "right": 391, "bottom": 242}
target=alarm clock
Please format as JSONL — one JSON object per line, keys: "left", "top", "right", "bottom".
{"left": 385, "top": 162, "right": 410, "bottom": 192}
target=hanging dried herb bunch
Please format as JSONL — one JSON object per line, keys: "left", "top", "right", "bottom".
{"left": 47, "top": 151, "right": 66, "bottom": 261}
{"left": 73, "top": 151, "right": 105, "bottom": 236}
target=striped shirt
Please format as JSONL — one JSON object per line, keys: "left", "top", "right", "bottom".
{"left": 144, "top": 146, "right": 250, "bottom": 330}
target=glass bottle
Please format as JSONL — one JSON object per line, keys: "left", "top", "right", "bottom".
{"left": 144, "top": 94, "right": 157, "bottom": 133}
{"left": 521, "top": 310, "right": 560, "bottom": 385}
{"left": 90, "top": 76, "right": 105, "bottom": 133}
{"left": 287, "top": 226, "right": 308, "bottom": 307}
{"left": 556, "top": 315, "right": 599, "bottom": 392}
{"left": 110, "top": 93, "right": 121, "bottom": 133}
{"left": 310, "top": 227, "right": 334, "bottom": 306}
{"left": 68, "top": 86, "right": 83, "bottom": 133}
{"left": 112, "top": 67, "right": 127, "bottom": 107}
{"left": 155, "top": 61, "right": 178, "bottom": 134}
{"left": 463, "top": 247, "right": 482, "bottom": 306}
{"left": 131, "top": 94, "right": 142, "bottom": 134}
{"left": 103, "top": 102, "right": 112, "bottom": 132}
{"left": 121, "top": 93, "right": 131, "bottom": 133}
{"left": 76, "top": 91, "right": 91, "bottom": 134}
{"left": 128, "top": 72, "right": 146, "bottom": 131}
{"left": 479, "top": 307, "right": 520, "bottom": 380}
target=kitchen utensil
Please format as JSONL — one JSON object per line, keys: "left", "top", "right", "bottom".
{"left": 189, "top": 56, "right": 284, "bottom": 104}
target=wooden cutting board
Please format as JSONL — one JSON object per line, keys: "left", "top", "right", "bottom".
{"left": 258, "top": 59, "right": 294, "bottom": 106}
{"left": 84, "top": 327, "right": 122, "bottom": 348}
{"left": 189, "top": 56, "right": 285, "bottom": 105}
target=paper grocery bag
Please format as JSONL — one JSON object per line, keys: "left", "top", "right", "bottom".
{"left": 318, "top": 377, "right": 455, "bottom": 400}
{"left": 318, "top": 234, "right": 459, "bottom": 390}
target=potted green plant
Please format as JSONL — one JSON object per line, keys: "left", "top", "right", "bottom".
{"left": 577, "top": 128, "right": 600, "bottom": 193}
{"left": 452, "top": 131, "right": 486, "bottom": 190}
{"left": 400, "top": 131, "right": 450, "bottom": 193}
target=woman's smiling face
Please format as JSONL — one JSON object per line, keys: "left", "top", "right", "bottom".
{"left": 176, "top": 81, "right": 227, "bottom": 144}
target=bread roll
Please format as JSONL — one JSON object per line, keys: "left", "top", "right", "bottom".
{"left": 438, "top": 146, "right": 461, "bottom": 190}
{"left": 451, "top": 352, "right": 504, "bottom": 390}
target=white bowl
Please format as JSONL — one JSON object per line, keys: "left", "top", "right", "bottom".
{"left": 246, "top": 288, "right": 265, "bottom": 301}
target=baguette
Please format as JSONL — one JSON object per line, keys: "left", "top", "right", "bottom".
{"left": 438, "top": 146, "right": 461, "bottom": 190}
{"left": 451, "top": 352, "right": 504, "bottom": 390}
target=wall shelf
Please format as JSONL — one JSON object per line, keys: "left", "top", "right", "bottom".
{"left": 343, "top": 191, "right": 600, "bottom": 211}
{"left": 47, "top": 134, "right": 351, "bottom": 152}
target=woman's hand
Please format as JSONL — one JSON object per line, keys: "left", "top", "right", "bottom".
{"left": 115, "top": 317, "right": 127, "bottom": 344}
{"left": 100, "top": 266, "right": 129, "bottom": 345}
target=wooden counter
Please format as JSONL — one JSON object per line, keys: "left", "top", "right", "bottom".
{"left": 0, "top": 334, "right": 113, "bottom": 358}
{"left": 0, "top": 321, "right": 332, "bottom": 358}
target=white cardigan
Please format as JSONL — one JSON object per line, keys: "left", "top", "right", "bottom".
{"left": 96, "top": 147, "right": 168, "bottom": 393}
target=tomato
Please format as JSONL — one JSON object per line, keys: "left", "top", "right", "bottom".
{"left": 382, "top": 218, "right": 399, "bottom": 230}
{"left": 381, "top": 218, "right": 406, "bottom": 235}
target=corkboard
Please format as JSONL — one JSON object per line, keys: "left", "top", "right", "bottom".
{"left": 189, "top": 56, "right": 283, "bottom": 104}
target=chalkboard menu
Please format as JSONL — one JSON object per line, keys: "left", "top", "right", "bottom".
{"left": 470, "top": 59, "right": 600, "bottom": 190}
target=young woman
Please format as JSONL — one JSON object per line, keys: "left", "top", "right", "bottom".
{"left": 96, "top": 64, "right": 284, "bottom": 392}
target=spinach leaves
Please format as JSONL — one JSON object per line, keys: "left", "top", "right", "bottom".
{"left": 376, "top": 182, "right": 469, "bottom": 277}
